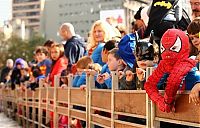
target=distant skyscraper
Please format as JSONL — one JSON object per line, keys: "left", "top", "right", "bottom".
{"left": 12, "top": 0, "right": 45, "bottom": 33}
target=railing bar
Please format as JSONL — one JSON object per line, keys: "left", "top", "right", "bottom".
{"left": 91, "top": 106, "right": 111, "bottom": 113}
{"left": 155, "top": 117, "right": 200, "bottom": 127}
{"left": 114, "top": 90, "right": 146, "bottom": 93}
{"left": 114, "top": 119, "right": 146, "bottom": 128}
{"left": 91, "top": 121, "right": 110, "bottom": 128}
{"left": 114, "top": 111, "right": 146, "bottom": 119}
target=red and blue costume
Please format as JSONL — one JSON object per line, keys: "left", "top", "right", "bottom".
{"left": 144, "top": 29, "right": 200, "bottom": 113}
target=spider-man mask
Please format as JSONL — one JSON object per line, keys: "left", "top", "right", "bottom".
{"left": 160, "top": 29, "right": 190, "bottom": 61}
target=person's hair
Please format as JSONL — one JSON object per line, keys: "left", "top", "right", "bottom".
{"left": 89, "top": 63, "right": 102, "bottom": 73}
{"left": 76, "top": 56, "right": 93, "bottom": 69}
{"left": 60, "top": 22, "right": 75, "bottom": 36}
{"left": 133, "top": 19, "right": 146, "bottom": 31}
{"left": 60, "top": 69, "right": 69, "bottom": 85}
{"left": 134, "top": 7, "right": 144, "bottom": 20}
{"left": 103, "top": 40, "right": 116, "bottom": 51}
{"left": 50, "top": 43, "right": 65, "bottom": 73}
{"left": 108, "top": 48, "right": 121, "bottom": 60}
{"left": 187, "top": 17, "right": 200, "bottom": 35}
{"left": 50, "top": 43, "right": 65, "bottom": 60}
{"left": 88, "top": 20, "right": 117, "bottom": 50}
{"left": 116, "top": 24, "right": 127, "bottom": 36}
{"left": 189, "top": 37, "right": 199, "bottom": 56}
{"left": 6, "top": 59, "right": 13, "bottom": 66}
{"left": 131, "top": 21, "right": 135, "bottom": 26}
{"left": 43, "top": 39, "right": 55, "bottom": 48}
{"left": 35, "top": 46, "right": 49, "bottom": 56}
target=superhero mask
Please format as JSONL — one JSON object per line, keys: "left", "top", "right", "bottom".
{"left": 136, "top": 39, "right": 155, "bottom": 61}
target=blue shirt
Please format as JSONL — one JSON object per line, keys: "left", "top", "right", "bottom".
{"left": 95, "top": 64, "right": 111, "bottom": 89}
{"left": 73, "top": 72, "right": 86, "bottom": 87}
{"left": 91, "top": 43, "right": 105, "bottom": 66}
{"left": 157, "top": 67, "right": 200, "bottom": 90}
{"left": 101, "top": 64, "right": 110, "bottom": 74}
{"left": 37, "top": 59, "right": 52, "bottom": 77}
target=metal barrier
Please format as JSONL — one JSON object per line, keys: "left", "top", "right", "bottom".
{"left": 0, "top": 68, "right": 199, "bottom": 128}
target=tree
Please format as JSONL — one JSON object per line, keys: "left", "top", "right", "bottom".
{"left": 0, "top": 33, "right": 45, "bottom": 69}
{"left": 0, "top": 32, "right": 9, "bottom": 68}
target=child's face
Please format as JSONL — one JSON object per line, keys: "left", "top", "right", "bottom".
{"left": 61, "top": 77, "right": 67, "bottom": 84}
{"left": 107, "top": 54, "right": 119, "bottom": 71}
{"left": 101, "top": 49, "right": 108, "bottom": 63}
{"left": 16, "top": 64, "right": 22, "bottom": 69}
{"left": 36, "top": 52, "right": 47, "bottom": 63}
{"left": 50, "top": 47, "right": 60, "bottom": 61}
{"left": 189, "top": 33, "right": 200, "bottom": 48}
{"left": 137, "top": 60, "right": 154, "bottom": 70}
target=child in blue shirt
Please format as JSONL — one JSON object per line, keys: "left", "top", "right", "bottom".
{"left": 35, "top": 46, "right": 52, "bottom": 77}
{"left": 72, "top": 56, "right": 93, "bottom": 87}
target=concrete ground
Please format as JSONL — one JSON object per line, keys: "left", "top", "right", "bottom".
{"left": 0, "top": 113, "right": 21, "bottom": 128}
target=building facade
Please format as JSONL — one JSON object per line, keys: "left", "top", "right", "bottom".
{"left": 41, "top": 0, "right": 148, "bottom": 41}
{"left": 12, "top": 0, "right": 45, "bottom": 38}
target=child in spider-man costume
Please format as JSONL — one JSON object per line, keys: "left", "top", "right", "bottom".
{"left": 144, "top": 29, "right": 200, "bottom": 113}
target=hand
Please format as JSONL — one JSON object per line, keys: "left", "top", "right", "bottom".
{"left": 88, "top": 70, "right": 97, "bottom": 76}
{"left": 189, "top": 83, "right": 200, "bottom": 105}
{"left": 43, "top": 82, "right": 50, "bottom": 87}
{"left": 155, "top": 96, "right": 175, "bottom": 113}
{"left": 61, "top": 84, "right": 67, "bottom": 89}
{"left": 96, "top": 74, "right": 105, "bottom": 84}
{"left": 71, "top": 119, "right": 78, "bottom": 128}
{"left": 118, "top": 71, "right": 124, "bottom": 79}
{"left": 102, "top": 72, "right": 110, "bottom": 80}
{"left": 125, "top": 70, "right": 134, "bottom": 81}
{"left": 136, "top": 68, "right": 145, "bottom": 81}
{"left": 80, "top": 85, "right": 86, "bottom": 90}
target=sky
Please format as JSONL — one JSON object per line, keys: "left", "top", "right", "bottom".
{"left": 0, "top": 0, "right": 12, "bottom": 26}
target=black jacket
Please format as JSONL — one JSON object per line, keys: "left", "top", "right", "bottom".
{"left": 64, "top": 36, "right": 86, "bottom": 64}
{"left": 0, "top": 67, "right": 12, "bottom": 83}
{"left": 144, "top": 0, "right": 176, "bottom": 38}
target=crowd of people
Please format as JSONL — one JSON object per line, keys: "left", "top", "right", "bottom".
{"left": 0, "top": 0, "right": 200, "bottom": 128}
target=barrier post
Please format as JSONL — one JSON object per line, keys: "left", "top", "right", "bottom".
{"left": 46, "top": 84, "right": 50, "bottom": 125}
{"left": 86, "top": 73, "right": 90, "bottom": 128}
{"left": 145, "top": 67, "right": 155, "bottom": 128}
{"left": 111, "top": 71, "right": 118, "bottom": 128}
{"left": 53, "top": 75, "right": 59, "bottom": 128}
{"left": 88, "top": 73, "right": 95, "bottom": 128}
{"left": 38, "top": 79, "right": 43, "bottom": 128}
{"left": 25, "top": 88, "right": 29, "bottom": 128}
{"left": 68, "top": 74, "right": 73, "bottom": 127}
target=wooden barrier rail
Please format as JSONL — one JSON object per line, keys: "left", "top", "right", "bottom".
{"left": 0, "top": 69, "right": 199, "bottom": 128}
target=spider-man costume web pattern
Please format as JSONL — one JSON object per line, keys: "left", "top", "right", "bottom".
{"left": 144, "top": 29, "right": 197, "bottom": 112}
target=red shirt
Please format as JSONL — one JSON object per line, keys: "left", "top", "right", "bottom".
{"left": 49, "top": 57, "right": 68, "bottom": 87}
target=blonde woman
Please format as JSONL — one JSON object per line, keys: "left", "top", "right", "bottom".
{"left": 88, "top": 20, "right": 120, "bottom": 66}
